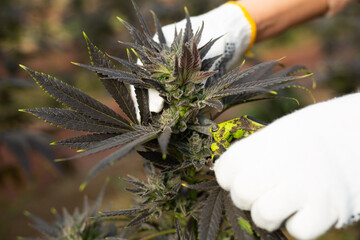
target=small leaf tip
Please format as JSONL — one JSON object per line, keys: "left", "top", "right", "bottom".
{"left": 184, "top": 6, "right": 189, "bottom": 14}
{"left": 23, "top": 210, "right": 30, "bottom": 216}
{"left": 79, "top": 182, "right": 87, "bottom": 192}
{"left": 77, "top": 149, "right": 85, "bottom": 153}
{"left": 116, "top": 16, "right": 125, "bottom": 23}
{"left": 19, "top": 64, "right": 28, "bottom": 71}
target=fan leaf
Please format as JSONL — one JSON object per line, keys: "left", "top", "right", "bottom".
{"left": 203, "top": 99, "right": 223, "bottom": 111}
{"left": 135, "top": 87, "right": 151, "bottom": 125}
{"left": 131, "top": 0, "right": 151, "bottom": 36}
{"left": 127, "top": 211, "right": 153, "bottom": 227}
{"left": 199, "top": 187, "right": 224, "bottom": 240}
{"left": 55, "top": 133, "right": 118, "bottom": 150}
{"left": 150, "top": 10, "right": 166, "bottom": 45}
{"left": 73, "top": 63, "right": 147, "bottom": 87}
{"left": 198, "top": 36, "right": 222, "bottom": 60}
{"left": 100, "top": 208, "right": 144, "bottom": 218}
{"left": 20, "top": 65, "right": 131, "bottom": 129}
{"left": 24, "top": 108, "right": 128, "bottom": 133}
{"left": 213, "top": 87, "right": 276, "bottom": 98}
{"left": 224, "top": 193, "right": 256, "bottom": 240}
{"left": 201, "top": 54, "right": 222, "bottom": 72}
{"left": 62, "top": 128, "right": 156, "bottom": 161}
{"left": 232, "top": 60, "right": 281, "bottom": 86}
{"left": 183, "top": 180, "right": 219, "bottom": 191}
{"left": 25, "top": 212, "right": 61, "bottom": 238}
{"left": 107, "top": 54, "right": 149, "bottom": 77}
{"left": 80, "top": 130, "right": 159, "bottom": 189}
{"left": 183, "top": 7, "right": 193, "bottom": 43}
{"left": 83, "top": 34, "right": 138, "bottom": 124}
{"left": 232, "top": 75, "right": 310, "bottom": 90}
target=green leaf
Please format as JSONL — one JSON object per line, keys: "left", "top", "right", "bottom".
{"left": 204, "top": 64, "right": 245, "bottom": 96}
{"left": 117, "top": 16, "right": 158, "bottom": 55}
{"left": 150, "top": 10, "right": 166, "bottom": 45}
{"left": 124, "top": 176, "right": 146, "bottom": 189}
{"left": 55, "top": 133, "right": 117, "bottom": 150}
{"left": 213, "top": 87, "right": 275, "bottom": 98}
{"left": 107, "top": 54, "right": 149, "bottom": 77}
{"left": 90, "top": 180, "right": 108, "bottom": 216}
{"left": 131, "top": 0, "right": 152, "bottom": 37}
{"left": 224, "top": 193, "right": 256, "bottom": 240}
{"left": 199, "top": 188, "right": 224, "bottom": 240}
{"left": 233, "top": 60, "right": 281, "bottom": 85}
{"left": 198, "top": 36, "right": 222, "bottom": 59}
{"left": 25, "top": 212, "right": 60, "bottom": 238}
{"left": 20, "top": 65, "right": 131, "bottom": 129}
{"left": 179, "top": 44, "right": 194, "bottom": 83}
{"left": 62, "top": 129, "right": 156, "bottom": 161}
{"left": 134, "top": 87, "right": 151, "bottom": 125}
{"left": 203, "top": 99, "right": 223, "bottom": 111}
{"left": 183, "top": 180, "right": 219, "bottom": 191}
{"left": 83, "top": 34, "right": 138, "bottom": 124}
{"left": 73, "top": 63, "right": 147, "bottom": 87}
{"left": 100, "top": 208, "right": 144, "bottom": 218}
{"left": 193, "top": 21, "right": 204, "bottom": 46}
{"left": 127, "top": 211, "right": 153, "bottom": 227}
{"left": 24, "top": 108, "right": 128, "bottom": 133}
{"left": 201, "top": 54, "right": 222, "bottom": 71}
{"left": 183, "top": 7, "right": 193, "bottom": 43}
{"left": 231, "top": 75, "right": 310, "bottom": 90}
{"left": 175, "top": 218, "right": 185, "bottom": 240}
{"left": 81, "top": 130, "right": 159, "bottom": 188}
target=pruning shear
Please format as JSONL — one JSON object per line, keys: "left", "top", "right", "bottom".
{"left": 190, "top": 116, "right": 266, "bottom": 161}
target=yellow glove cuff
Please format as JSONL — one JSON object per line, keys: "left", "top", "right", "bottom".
{"left": 225, "top": 1, "right": 257, "bottom": 53}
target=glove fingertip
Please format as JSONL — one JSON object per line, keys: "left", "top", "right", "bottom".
{"left": 213, "top": 159, "right": 233, "bottom": 191}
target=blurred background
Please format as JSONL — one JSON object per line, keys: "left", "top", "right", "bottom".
{"left": 0, "top": 0, "right": 359, "bottom": 239}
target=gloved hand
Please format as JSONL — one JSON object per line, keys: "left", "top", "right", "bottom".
{"left": 214, "top": 92, "right": 360, "bottom": 240}
{"left": 147, "top": 1, "right": 256, "bottom": 113}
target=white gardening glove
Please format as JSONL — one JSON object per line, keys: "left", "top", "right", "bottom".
{"left": 214, "top": 92, "right": 360, "bottom": 240}
{"left": 146, "top": 1, "right": 256, "bottom": 113}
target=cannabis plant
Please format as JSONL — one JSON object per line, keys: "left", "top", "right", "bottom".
{"left": 21, "top": 1, "right": 312, "bottom": 239}
{"left": 21, "top": 184, "right": 116, "bottom": 240}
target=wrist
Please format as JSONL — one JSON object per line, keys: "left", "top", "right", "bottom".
{"left": 238, "top": 0, "right": 328, "bottom": 41}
